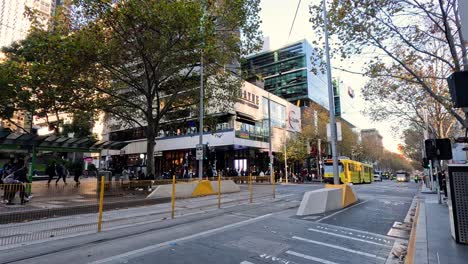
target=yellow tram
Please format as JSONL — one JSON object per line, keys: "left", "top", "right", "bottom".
{"left": 323, "top": 159, "right": 373, "bottom": 184}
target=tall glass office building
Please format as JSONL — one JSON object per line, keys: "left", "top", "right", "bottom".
{"left": 243, "top": 39, "right": 328, "bottom": 108}
{"left": 0, "top": 0, "right": 58, "bottom": 50}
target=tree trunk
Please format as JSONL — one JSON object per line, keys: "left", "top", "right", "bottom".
{"left": 146, "top": 120, "right": 156, "bottom": 179}
{"left": 55, "top": 111, "right": 61, "bottom": 134}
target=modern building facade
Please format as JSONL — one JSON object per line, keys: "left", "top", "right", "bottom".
{"left": 101, "top": 81, "right": 301, "bottom": 177}
{"left": 0, "top": 0, "right": 58, "bottom": 50}
{"left": 0, "top": 111, "right": 32, "bottom": 133}
{"left": 242, "top": 39, "right": 328, "bottom": 108}
{"left": 360, "top": 129, "right": 383, "bottom": 148}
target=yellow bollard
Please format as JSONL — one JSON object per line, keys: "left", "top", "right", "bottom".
{"left": 249, "top": 173, "right": 253, "bottom": 203}
{"left": 97, "top": 176, "right": 105, "bottom": 232}
{"left": 171, "top": 175, "right": 175, "bottom": 219}
{"left": 217, "top": 173, "right": 221, "bottom": 209}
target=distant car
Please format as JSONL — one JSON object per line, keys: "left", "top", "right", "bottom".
{"left": 373, "top": 174, "right": 382, "bottom": 182}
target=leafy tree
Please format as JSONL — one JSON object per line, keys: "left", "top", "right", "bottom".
{"left": 379, "top": 150, "right": 413, "bottom": 172}
{"left": 60, "top": 111, "right": 96, "bottom": 139}
{"left": 362, "top": 46, "right": 458, "bottom": 138}
{"left": 300, "top": 101, "right": 359, "bottom": 159}
{"left": 277, "top": 134, "right": 308, "bottom": 174}
{"left": 309, "top": 0, "right": 467, "bottom": 127}
{"left": 71, "top": 0, "right": 262, "bottom": 176}
{"left": 401, "top": 126, "right": 424, "bottom": 169}
{"left": 0, "top": 4, "right": 100, "bottom": 133}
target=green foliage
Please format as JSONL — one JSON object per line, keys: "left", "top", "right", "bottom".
{"left": 0, "top": 4, "right": 100, "bottom": 132}
{"left": 70, "top": 0, "right": 262, "bottom": 174}
{"left": 277, "top": 135, "right": 308, "bottom": 165}
{"left": 0, "top": 0, "right": 262, "bottom": 176}
{"left": 60, "top": 111, "right": 96, "bottom": 139}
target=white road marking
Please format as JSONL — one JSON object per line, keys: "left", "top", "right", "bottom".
{"left": 90, "top": 213, "right": 273, "bottom": 264}
{"left": 313, "top": 223, "right": 398, "bottom": 243}
{"left": 315, "top": 225, "right": 391, "bottom": 244}
{"left": 292, "top": 236, "right": 386, "bottom": 260}
{"left": 317, "top": 200, "right": 369, "bottom": 222}
{"left": 307, "top": 228, "right": 392, "bottom": 247}
{"left": 240, "top": 261, "right": 255, "bottom": 264}
{"left": 285, "top": 250, "right": 339, "bottom": 264}
{"left": 259, "top": 254, "right": 291, "bottom": 264}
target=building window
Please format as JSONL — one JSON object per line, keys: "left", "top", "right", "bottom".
{"left": 262, "top": 97, "right": 286, "bottom": 128}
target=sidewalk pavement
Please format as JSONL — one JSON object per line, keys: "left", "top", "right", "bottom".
{"left": 414, "top": 192, "right": 468, "bottom": 264}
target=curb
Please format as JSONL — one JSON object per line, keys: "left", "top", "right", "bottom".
{"left": 405, "top": 201, "right": 420, "bottom": 264}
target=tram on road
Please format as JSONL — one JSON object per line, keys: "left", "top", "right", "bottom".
{"left": 323, "top": 159, "right": 373, "bottom": 184}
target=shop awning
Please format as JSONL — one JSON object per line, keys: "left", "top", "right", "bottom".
{"left": 0, "top": 131, "right": 129, "bottom": 153}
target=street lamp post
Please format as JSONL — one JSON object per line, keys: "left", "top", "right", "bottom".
{"left": 198, "top": 0, "right": 206, "bottom": 180}
{"left": 322, "top": 0, "right": 340, "bottom": 184}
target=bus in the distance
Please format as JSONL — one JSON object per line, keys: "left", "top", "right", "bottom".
{"left": 323, "top": 158, "right": 373, "bottom": 184}
{"left": 396, "top": 170, "right": 410, "bottom": 182}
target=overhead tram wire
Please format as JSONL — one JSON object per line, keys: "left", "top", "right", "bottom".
{"left": 288, "top": 0, "right": 302, "bottom": 41}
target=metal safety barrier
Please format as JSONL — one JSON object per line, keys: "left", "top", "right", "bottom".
{"left": 0, "top": 174, "right": 279, "bottom": 248}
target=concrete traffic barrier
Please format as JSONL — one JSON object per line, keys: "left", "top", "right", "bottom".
{"left": 210, "top": 180, "right": 241, "bottom": 193}
{"left": 192, "top": 180, "right": 215, "bottom": 197}
{"left": 296, "top": 188, "right": 342, "bottom": 216}
{"left": 147, "top": 182, "right": 198, "bottom": 199}
{"left": 325, "top": 183, "right": 358, "bottom": 208}
{"left": 147, "top": 180, "right": 240, "bottom": 199}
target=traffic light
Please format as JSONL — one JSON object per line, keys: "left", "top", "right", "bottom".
{"left": 435, "top": 138, "right": 452, "bottom": 160}
{"left": 425, "top": 138, "right": 453, "bottom": 161}
{"left": 425, "top": 139, "right": 437, "bottom": 159}
{"left": 422, "top": 158, "right": 429, "bottom": 168}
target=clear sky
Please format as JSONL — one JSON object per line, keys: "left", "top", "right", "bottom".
{"left": 259, "top": 0, "right": 401, "bottom": 152}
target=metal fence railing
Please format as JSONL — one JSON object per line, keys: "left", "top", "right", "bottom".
{"left": 0, "top": 174, "right": 292, "bottom": 247}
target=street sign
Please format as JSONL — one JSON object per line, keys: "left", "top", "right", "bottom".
{"left": 326, "top": 122, "right": 342, "bottom": 141}
{"left": 196, "top": 144, "right": 204, "bottom": 160}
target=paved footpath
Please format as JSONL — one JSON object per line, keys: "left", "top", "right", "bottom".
{"left": 0, "top": 181, "right": 417, "bottom": 264}
{"left": 414, "top": 191, "right": 468, "bottom": 264}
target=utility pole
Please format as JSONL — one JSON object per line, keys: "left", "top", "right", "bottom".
{"left": 322, "top": 0, "right": 339, "bottom": 184}
{"left": 284, "top": 137, "right": 288, "bottom": 184}
{"left": 268, "top": 93, "right": 274, "bottom": 186}
{"left": 198, "top": 0, "right": 206, "bottom": 180}
{"left": 317, "top": 139, "right": 322, "bottom": 181}
{"left": 423, "top": 108, "right": 436, "bottom": 192}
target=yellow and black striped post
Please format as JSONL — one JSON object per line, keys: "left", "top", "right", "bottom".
{"left": 217, "top": 173, "right": 221, "bottom": 209}
{"left": 171, "top": 175, "right": 176, "bottom": 219}
{"left": 97, "top": 176, "right": 105, "bottom": 232}
{"left": 249, "top": 173, "right": 253, "bottom": 203}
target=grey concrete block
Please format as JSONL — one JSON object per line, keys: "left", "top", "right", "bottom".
{"left": 210, "top": 180, "right": 240, "bottom": 193}
{"left": 296, "top": 188, "right": 342, "bottom": 216}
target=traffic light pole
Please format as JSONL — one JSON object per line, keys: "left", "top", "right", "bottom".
{"left": 428, "top": 159, "right": 434, "bottom": 190}
{"left": 322, "top": 0, "right": 340, "bottom": 185}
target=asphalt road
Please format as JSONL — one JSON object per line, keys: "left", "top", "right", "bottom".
{"left": 0, "top": 180, "right": 418, "bottom": 264}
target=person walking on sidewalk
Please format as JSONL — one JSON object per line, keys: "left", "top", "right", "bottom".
{"left": 4, "top": 159, "right": 30, "bottom": 205}
{"left": 72, "top": 162, "right": 83, "bottom": 185}
{"left": 438, "top": 170, "right": 448, "bottom": 198}
{"left": 46, "top": 162, "right": 57, "bottom": 185}
{"left": 55, "top": 163, "right": 67, "bottom": 184}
